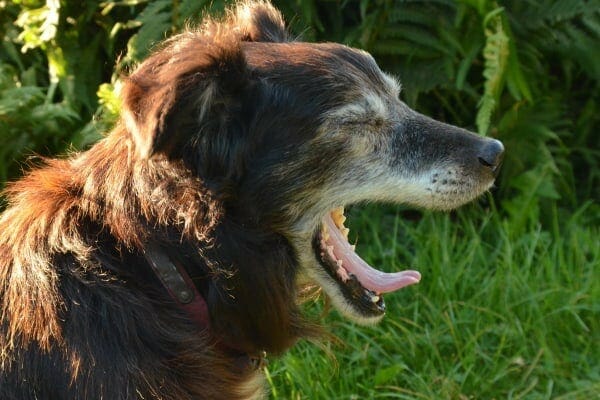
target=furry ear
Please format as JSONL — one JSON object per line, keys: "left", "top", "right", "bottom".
{"left": 120, "top": 1, "right": 284, "bottom": 159}
{"left": 121, "top": 74, "right": 178, "bottom": 159}
{"left": 121, "top": 35, "right": 248, "bottom": 159}
{"left": 233, "top": 1, "right": 290, "bottom": 42}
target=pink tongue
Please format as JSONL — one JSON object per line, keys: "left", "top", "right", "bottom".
{"left": 324, "top": 214, "right": 421, "bottom": 294}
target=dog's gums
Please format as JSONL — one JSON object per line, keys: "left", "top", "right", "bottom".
{"left": 313, "top": 208, "right": 421, "bottom": 317}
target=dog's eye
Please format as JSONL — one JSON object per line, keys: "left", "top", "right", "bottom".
{"left": 327, "top": 116, "right": 384, "bottom": 131}
{"left": 346, "top": 116, "right": 385, "bottom": 129}
{"left": 327, "top": 98, "right": 387, "bottom": 130}
{"left": 344, "top": 118, "right": 369, "bottom": 126}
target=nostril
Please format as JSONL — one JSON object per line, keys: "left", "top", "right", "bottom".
{"left": 478, "top": 139, "right": 504, "bottom": 169}
{"left": 478, "top": 157, "right": 493, "bottom": 167}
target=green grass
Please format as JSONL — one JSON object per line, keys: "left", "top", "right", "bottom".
{"left": 266, "top": 202, "right": 599, "bottom": 399}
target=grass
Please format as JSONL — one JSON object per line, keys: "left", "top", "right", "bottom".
{"left": 266, "top": 201, "right": 599, "bottom": 399}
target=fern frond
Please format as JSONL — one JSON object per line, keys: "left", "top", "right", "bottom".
{"left": 0, "top": 86, "right": 45, "bottom": 115}
{"left": 14, "top": 1, "right": 60, "bottom": 52}
{"left": 178, "top": 0, "right": 223, "bottom": 25}
{"left": 476, "top": 7, "right": 509, "bottom": 135}
{"left": 126, "top": 0, "right": 172, "bottom": 62}
{"left": 396, "top": 59, "right": 454, "bottom": 97}
{"left": 523, "top": 0, "right": 589, "bottom": 28}
{"left": 372, "top": 40, "right": 443, "bottom": 58}
{"left": 378, "top": 26, "right": 451, "bottom": 54}
{"left": 388, "top": 7, "right": 453, "bottom": 25}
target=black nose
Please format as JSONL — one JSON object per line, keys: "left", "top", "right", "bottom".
{"left": 477, "top": 139, "right": 504, "bottom": 170}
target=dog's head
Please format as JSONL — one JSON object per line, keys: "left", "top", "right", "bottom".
{"left": 120, "top": 1, "right": 503, "bottom": 341}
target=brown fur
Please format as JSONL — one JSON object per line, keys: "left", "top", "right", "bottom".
{"left": 0, "top": 130, "right": 264, "bottom": 399}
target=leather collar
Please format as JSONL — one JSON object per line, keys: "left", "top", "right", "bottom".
{"left": 143, "top": 242, "right": 266, "bottom": 372}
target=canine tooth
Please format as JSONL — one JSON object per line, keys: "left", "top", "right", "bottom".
{"left": 350, "top": 245, "right": 356, "bottom": 251}
{"left": 371, "top": 295, "right": 380, "bottom": 303}
{"left": 341, "top": 227, "right": 350, "bottom": 239}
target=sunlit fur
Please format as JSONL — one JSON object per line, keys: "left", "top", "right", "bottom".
{"left": 0, "top": 1, "right": 502, "bottom": 398}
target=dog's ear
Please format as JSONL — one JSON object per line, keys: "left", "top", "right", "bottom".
{"left": 233, "top": 1, "right": 289, "bottom": 43}
{"left": 121, "top": 1, "right": 287, "bottom": 159}
{"left": 121, "top": 35, "right": 249, "bottom": 159}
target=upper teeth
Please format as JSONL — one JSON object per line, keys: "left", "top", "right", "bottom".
{"left": 331, "top": 207, "right": 346, "bottom": 228}
{"left": 341, "top": 227, "right": 349, "bottom": 239}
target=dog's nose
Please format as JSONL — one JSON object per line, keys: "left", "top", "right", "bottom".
{"left": 477, "top": 139, "right": 504, "bottom": 171}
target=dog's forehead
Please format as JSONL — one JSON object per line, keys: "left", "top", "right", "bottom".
{"left": 242, "top": 42, "right": 399, "bottom": 98}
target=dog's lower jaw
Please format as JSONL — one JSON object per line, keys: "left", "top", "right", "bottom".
{"left": 300, "top": 253, "right": 386, "bottom": 325}
{"left": 422, "top": 168, "right": 497, "bottom": 211}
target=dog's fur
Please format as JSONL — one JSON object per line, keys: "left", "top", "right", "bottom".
{"left": 0, "top": 2, "right": 503, "bottom": 399}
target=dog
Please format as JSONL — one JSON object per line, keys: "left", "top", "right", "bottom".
{"left": 0, "top": 1, "right": 504, "bottom": 399}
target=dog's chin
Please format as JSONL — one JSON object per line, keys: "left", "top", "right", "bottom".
{"left": 304, "top": 207, "right": 421, "bottom": 325}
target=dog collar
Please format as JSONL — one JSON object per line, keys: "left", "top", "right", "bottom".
{"left": 143, "top": 242, "right": 210, "bottom": 327}
{"left": 143, "top": 242, "right": 266, "bottom": 372}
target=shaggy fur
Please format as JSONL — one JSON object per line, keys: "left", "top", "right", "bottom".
{"left": 0, "top": 2, "right": 503, "bottom": 399}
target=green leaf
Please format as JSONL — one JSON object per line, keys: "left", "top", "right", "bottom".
{"left": 476, "top": 7, "right": 509, "bottom": 135}
{"left": 126, "top": 0, "right": 172, "bottom": 62}
{"left": 373, "top": 364, "right": 405, "bottom": 386}
{"left": 455, "top": 41, "right": 481, "bottom": 90}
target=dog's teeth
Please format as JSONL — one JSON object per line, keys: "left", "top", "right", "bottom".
{"left": 350, "top": 244, "right": 356, "bottom": 251}
{"left": 326, "top": 245, "right": 336, "bottom": 259}
{"left": 331, "top": 207, "right": 346, "bottom": 228}
{"left": 370, "top": 295, "right": 380, "bottom": 303}
{"left": 322, "top": 224, "right": 329, "bottom": 239}
{"left": 336, "top": 264, "right": 350, "bottom": 282}
{"left": 341, "top": 227, "right": 349, "bottom": 239}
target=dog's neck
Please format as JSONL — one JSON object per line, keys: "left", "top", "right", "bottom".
{"left": 142, "top": 242, "right": 266, "bottom": 373}
{"left": 143, "top": 242, "right": 210, "bottom": 326}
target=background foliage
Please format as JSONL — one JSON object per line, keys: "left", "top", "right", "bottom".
{"left": 1, "top": 0, "right": 598, "bottom": 222}
{"left": 1, "top": 0, "right": 598, "bottom": 398}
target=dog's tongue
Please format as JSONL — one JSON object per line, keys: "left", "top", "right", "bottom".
{"left": 324, "top": 214, "right": 421, "bottom": 294}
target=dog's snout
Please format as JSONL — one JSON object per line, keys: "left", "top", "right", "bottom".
{"left": 477, "top": 139, "right": 504, "bottom": 170}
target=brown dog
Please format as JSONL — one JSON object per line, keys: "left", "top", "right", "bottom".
{"left": 0, "top": 1, "right": 503, "bottom": 398}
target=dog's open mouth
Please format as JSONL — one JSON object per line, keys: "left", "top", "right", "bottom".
{"left": 312, "top": 207, "right": 421, "bottom": 318}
